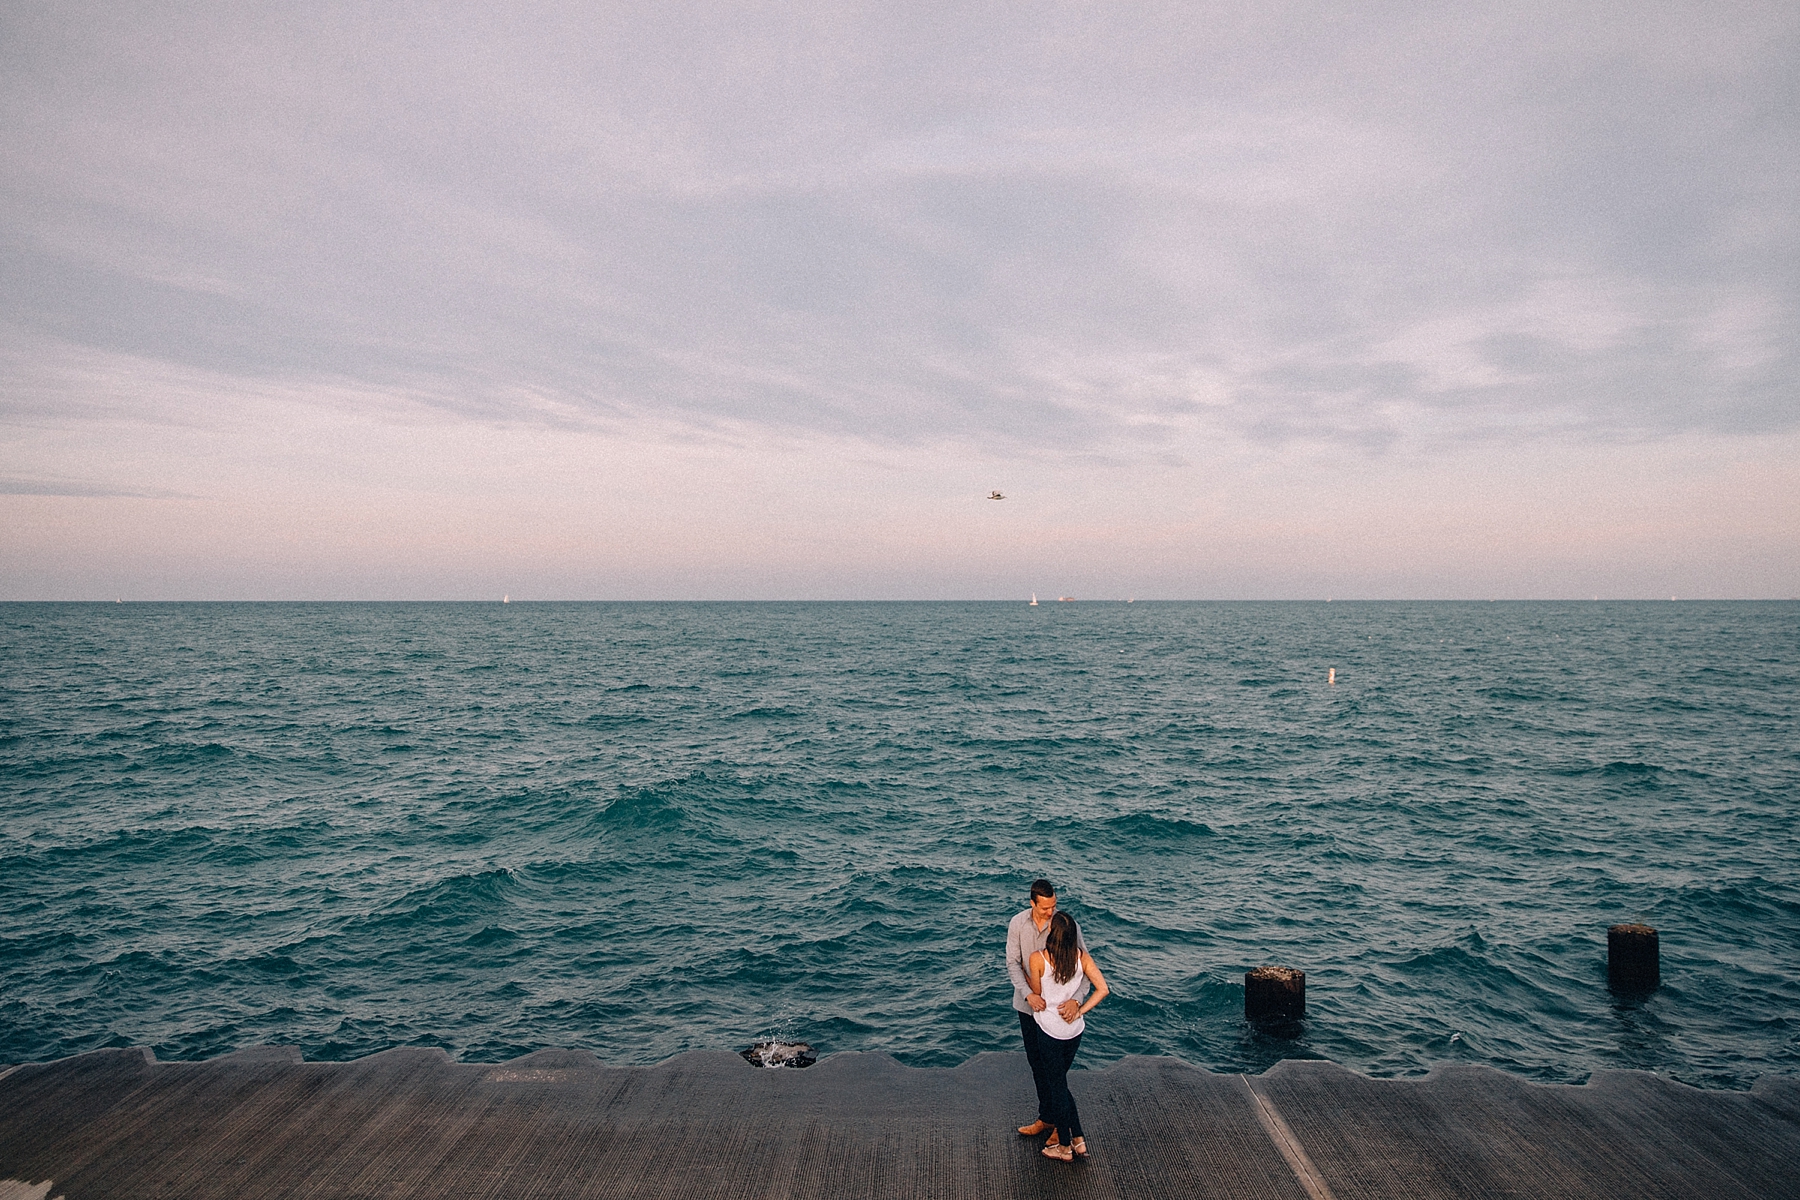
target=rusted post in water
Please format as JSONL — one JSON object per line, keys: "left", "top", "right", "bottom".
{"left": 1608, "top": 924, "right": 1659, "bottom": 992}
{"left": 1245, "top": 966, "right": 1305, "bottom": 1021}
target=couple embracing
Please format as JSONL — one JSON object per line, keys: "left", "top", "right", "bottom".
{"left": 1005, "top": 878, "right": 1111, "bottom": 1163}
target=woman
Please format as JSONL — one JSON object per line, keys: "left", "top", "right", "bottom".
{"left": 1027, "top": 910, "right": 1109, "bottom": 1162}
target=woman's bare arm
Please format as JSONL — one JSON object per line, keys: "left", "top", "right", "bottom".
{"left": 1075, "top": 952, "right": 1110, "bottom": 1017}
{"left": 1027, "top": 950, "right": 1046, "bottom": 1001}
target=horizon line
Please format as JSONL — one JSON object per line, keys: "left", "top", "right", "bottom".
{"left": 5, "top": 597, "right": 1796, "bottom": 605}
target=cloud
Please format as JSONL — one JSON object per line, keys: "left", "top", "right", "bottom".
{"left": 0, "top": 477, "right": 187, "bottom": 498}
{"left": 1, "top": 1, "right": 1796, "bottom": 596}
{"left": 3, "top": 0, "right": 1794, "bottom": 459}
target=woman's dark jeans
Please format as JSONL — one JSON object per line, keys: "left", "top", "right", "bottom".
{"left": 1042, "top": 1031, "right": 1084, "bottom": 1145}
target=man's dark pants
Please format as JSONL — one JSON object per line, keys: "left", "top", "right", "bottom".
{"left": 1018, "top": 1010, "right": 1054, "bottom": 1123}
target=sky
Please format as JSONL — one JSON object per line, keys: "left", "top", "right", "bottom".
{"left": 2, "top": 1, "right": 1796, "bottom": 599}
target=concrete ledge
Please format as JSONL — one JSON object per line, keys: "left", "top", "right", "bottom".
{"left": 1, "top": 1047, "right": 1794, "bottom": 1199}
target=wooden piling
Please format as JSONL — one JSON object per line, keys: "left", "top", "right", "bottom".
{"left": 1607, "top": 924, "right": 1659, "bottom": 992}
{"left": 1246, "top": 966, "right": 1305, "bottom": 1021}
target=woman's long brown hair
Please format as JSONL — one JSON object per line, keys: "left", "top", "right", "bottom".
{"left": 1046, "top": 911, "right": 1080, "bottom": 984}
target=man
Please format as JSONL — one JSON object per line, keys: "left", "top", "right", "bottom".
{"left": 1006, "top": 878, "right": 1087, "bottom": 1138}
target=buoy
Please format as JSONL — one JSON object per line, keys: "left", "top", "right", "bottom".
{"left": 1245, "top": 966, "right": 1305, "bottom": 1022}
{"left": 1328, "top": 668, "right": 1336, "bottom": 686}
{"left": 1608, "top": 924, "right": 1659, "bottom": 992}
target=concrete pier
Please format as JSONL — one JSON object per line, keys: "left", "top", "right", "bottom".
{"left": 2, "top": 1046, "right": 1796, "bottom": 1199}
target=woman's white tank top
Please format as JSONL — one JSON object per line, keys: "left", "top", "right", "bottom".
{"left": 1033, "top": 952, "right": 1086, "bottom": 1040}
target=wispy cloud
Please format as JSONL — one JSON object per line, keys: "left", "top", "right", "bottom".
{"left": 0, "top": 477, "right": 190, "bottom": 498}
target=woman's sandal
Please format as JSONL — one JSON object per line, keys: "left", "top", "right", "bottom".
{"left": 1071, "top": 1137, "right": 1089, "bottom": 1158}
{"left": 1042, "top": 1143, "right": 1074, "bottom": 1161}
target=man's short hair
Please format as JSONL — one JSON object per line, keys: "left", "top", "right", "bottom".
{"left": 1029, "top": 879, "right": 1056, "bottom": 901}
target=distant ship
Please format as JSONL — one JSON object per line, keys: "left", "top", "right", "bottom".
{"left": 1058, "top": 596, "right": 1074, "bottom": 602}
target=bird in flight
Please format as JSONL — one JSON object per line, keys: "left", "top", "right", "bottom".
{"left": 988, "top": 491, "right": 1005, "bottom": 500}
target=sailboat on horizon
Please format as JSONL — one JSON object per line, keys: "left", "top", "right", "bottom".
{"left": 1029, "top": 593, "right": 1038, "bottom": 606}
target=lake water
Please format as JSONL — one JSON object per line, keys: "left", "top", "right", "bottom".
{"left": 2, "top": 601, "right": 1795, "bottom": 1088}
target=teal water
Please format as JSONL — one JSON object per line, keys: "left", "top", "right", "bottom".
{"left": 2, "top": 601, "right": 1796, "bottom": 1087}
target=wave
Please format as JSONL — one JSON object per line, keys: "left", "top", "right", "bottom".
{"left": 581, "top": 712, "right": 650, "bottom": 729}
{"left": 1099, "top": 811, "right": 1220, "bottom": 845}
{"left": 243, "top": 953, "right": 306, "bottom": 975}
{"left": 727, "top": 706, "right": 805, "bottom": 721}
{"left": 14, "top": 825, "right": 216, "bottom": 870}
{"left": 464, "top": 924, "right": 519, "bottom": 947}
{"left": 590, "top": 787, "right": 685, "bottom": 831}
{"left": 1600, "top": 760, "right": 1663, "bottom": 777}
{"left": 366, "top": 868, "right": 523, "bottom": 928}
{"left": 151, "top": 741, "right": 240, "bottom": 764}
